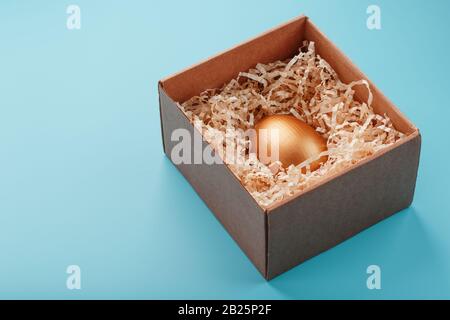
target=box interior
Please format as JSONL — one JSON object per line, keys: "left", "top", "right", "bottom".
{"left": 160, "top": 15, "right": 419, "bottom": 212}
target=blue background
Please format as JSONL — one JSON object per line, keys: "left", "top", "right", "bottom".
{"left": 0, "top": 0, "right": 449, "bottom": 299}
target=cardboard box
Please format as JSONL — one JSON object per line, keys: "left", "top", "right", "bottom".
{"left": 158, "top": 15, "right": 421, "bottom": 280}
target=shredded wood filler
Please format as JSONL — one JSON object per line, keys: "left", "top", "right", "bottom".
{"left": 180, "top": 41, "right": 404, "bottom": 208}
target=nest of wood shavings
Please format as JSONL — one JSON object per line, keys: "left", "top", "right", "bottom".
{"left": 180, "top": 41, "right": 404, "bottom": 208}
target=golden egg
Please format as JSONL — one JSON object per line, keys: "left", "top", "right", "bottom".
{"left": 253, "top": 115, "right": 328, "bottom": 171}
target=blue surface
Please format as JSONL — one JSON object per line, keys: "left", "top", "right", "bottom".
{"left": 0, "top": 0, "right": 449, "bottom": 299}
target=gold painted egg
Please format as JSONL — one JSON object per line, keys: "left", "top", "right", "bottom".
{"left": 254, "top": 115, "right": 328, "bottom": 171}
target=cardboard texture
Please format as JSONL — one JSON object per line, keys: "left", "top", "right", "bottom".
{"left": 159, "top": 86, "right": 267, "bottom": 275}
{"left": 158, "top": 15, "right": 421, "bottom": 280}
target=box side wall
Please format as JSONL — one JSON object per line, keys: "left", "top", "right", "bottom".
{"left": 266, "top": 134, "right": 421, "bottom": 279}
{"left": 161, "top": 16, "right": 307, "bottom": 103}
{"left": 159, "top": 85, "right": 268, "bottom": 277}
{"left": 304, "top": 20, "right": 416, "bottom": 135}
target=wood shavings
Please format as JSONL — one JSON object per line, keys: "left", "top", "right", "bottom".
{"left": 180, "top": 41, "right": 405, "bottom": 208}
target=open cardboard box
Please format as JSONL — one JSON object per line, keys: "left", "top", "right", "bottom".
{"left": 158, "top": 15, "right": 421, "bottom": 280}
